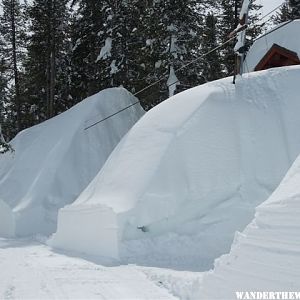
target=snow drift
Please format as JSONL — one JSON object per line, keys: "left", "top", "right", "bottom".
{"left": 198, "top": 150, "right": 300, "bottom": 298}
{"left": 0, "top": 88, "right": 144, "bottom": 237}
{"left": 50, "top": 66, "right": 300, "bottom": 265}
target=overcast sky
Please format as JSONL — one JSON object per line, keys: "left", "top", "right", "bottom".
{"left": 0, "top": 0, "right": 286, "bottom": 16}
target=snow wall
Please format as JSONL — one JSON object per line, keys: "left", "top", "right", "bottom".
{"left": 50, "top": 66, "right": 300, "bottom": 264}
{"left": 244, "top": 20, "right": 300, "bottom": 71}
{"left": 0, "top": 88, "right": 144, "bottom": 237}
{"left": 198, "top": 150, "right": 300, "bottom": 298}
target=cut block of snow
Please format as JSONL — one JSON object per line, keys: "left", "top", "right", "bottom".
{"left": 244, "top": 20, "right": 300, "bottom": 71}
{"left": 50, "top": 205, "right": 119, "bottom": 259}
{"left": 0, "top": 200, "right": 14, "bottom": 237}
{"left": 198, "top": 151, "right": 300, "bottom": 298}
{"left": 51, "top": 66, "right": 300, "bottom": 268}
{"left": 0, "top": 88, "right": 144, "bottom": 237}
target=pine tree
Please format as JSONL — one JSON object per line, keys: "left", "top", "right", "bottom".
{"left": 0, "top": 46, "right": 9, "bottom": 142}
{"left": 95, "top": 0, "right": 144, "bottom": 93}
{"left": 0, "top": 0, "right": 27, "bottom": 133}
{"left": 274, "top": 0, "right": 300, "bottom": 23}
{"left": 201, "top": 13, "right": 222, "bottom": 82}
{"left": 290, "top": 0, "right": 300, "bottom": 18}
{"left": 70, "top": 0, "right": 107, "bottom": 102}
{"left": 0, "top": 50, "right": 13, "bottom": 151}
{"left": 24, "top": 0, "right": 71, "bottom": 123}
{"left": 70, "top": 0, "right": 165, "bottom": 108}
{"left": 136, "top": 0, "right": 203, "bottom": 108}
{"left": 273, "top": 2, "right": 291, "bottom": 24}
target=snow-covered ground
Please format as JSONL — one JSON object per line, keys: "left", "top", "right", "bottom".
{"left": 0, "top": 238, "right": 179, "bottom": 300}
{"left": 1, "top": 66, "right": 300, "bottom": 299}
{"left": 51, "top": 66, "right": 300, "bottom": 271}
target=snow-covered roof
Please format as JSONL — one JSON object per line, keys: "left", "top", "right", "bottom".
{"left": 244, "top": 20, "right": 300, "bottom": 71}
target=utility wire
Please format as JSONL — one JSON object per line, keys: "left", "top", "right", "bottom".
{"left": 84, "top": 101, "right": 140, "bottom": 131}
{"left": 254, "top": 19, "right": 294, "bottom": 42}
{"left": 84, "top": 37, "right": 236, "bottom": 131}
{"left": 257, "top": 2, "right": 286, "bottom": 23}
{"left": 84, "top": 3, "right": 286, "bottom": 131}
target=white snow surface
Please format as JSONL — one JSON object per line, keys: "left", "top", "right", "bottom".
{"left": 198, "top": 149, "right": 300, "bottom": 298}
{"left": 0, "top": 238, "right": 177, "bottom": 300}
{"left": 0, "top": 88, "right": 144, "bottom": 237}
{"left": 51, "top": 66, "right": 300, "bottom": 269}
{"left": 244, "top": 20, "right": 300, "bottom": 71}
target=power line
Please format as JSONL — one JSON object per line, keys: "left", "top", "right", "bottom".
{"left": 84, "top": 37, "right": 236, "bottom": 131}
{"left": 254, "top": 19, "right": 294, "bottom": 42}
{"left": 84, "top": 101, "right": 140, "bottom": 131}
{"left": 134, "top": 36, "right": 237, "bottom": 97}
{"left": 84, "top": 3, "right": 286, "bottom": 131}
{"left": 257, "top": 2, "right": 286, "bottom": 23}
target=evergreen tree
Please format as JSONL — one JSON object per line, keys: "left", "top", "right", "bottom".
{"left": 95, "top": 0, "right": 145, "bottom": 94}
{"left": 0, "top": 46, "right": 9, "bottom": 142}
{"left": 70, "top": 0, "right": 107, "bottom": 102}
{"left": 25, "top": 0, "right": 71, "bottom": 123}
{"left": 71, "top": 0, "right": 157, "bottom": 107}
{"left": 70, "top": 0, "right": 204, "bottom": 109}
{"left": 137, "top": 0, "right": 203, "bottom": 108}
{"left": 290, "top": 0, "right": 300, "bottom": 18}
{"left": 200, "top": 13, "right": 222, "bottom": 82}
{"left": 0, "top": 0, "right": 27, "bottom": 133}
{"left": 0, "top": 48, "right": 13, "bottom": 151}
{"left": 274, "top": 0, "right": 300, "bottom": 23}
{"left": 273, "top": 2, "right": 291, "bottom": 24}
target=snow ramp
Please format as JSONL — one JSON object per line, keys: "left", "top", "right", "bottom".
{"left": 50, "top": 66, "right": 300, "bottom": 265}
{"left": 198, "top": 150, "right": 300, "bottom": 298}
{"left": 0, "top": 88, "right": 144, "bottom": 237}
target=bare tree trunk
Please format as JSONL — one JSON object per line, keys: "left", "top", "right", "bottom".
{"left": 46, "top": 0, "right": 55, "bottom": 119}
{"left": 11, "top": 0, "right": 21, "bottom": 131}
{"left": 49, "top": 0, "right": 56, "bottom": 118}
{"left": 49, "top": 42, "right": 55, "bottom": 118}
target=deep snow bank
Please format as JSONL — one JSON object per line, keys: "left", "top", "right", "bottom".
{"left": 51, "top": 66, "right": 300, "bottom": 264}
{"left": 0, "top": 88, "right": 144, "bottom": 237}
{"left": 198, "top": 150, "right": 300, "bottom": 298}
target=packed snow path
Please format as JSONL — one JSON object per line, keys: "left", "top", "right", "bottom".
{"left": 0, "top": 238, "right": 177, "bottom": 300}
